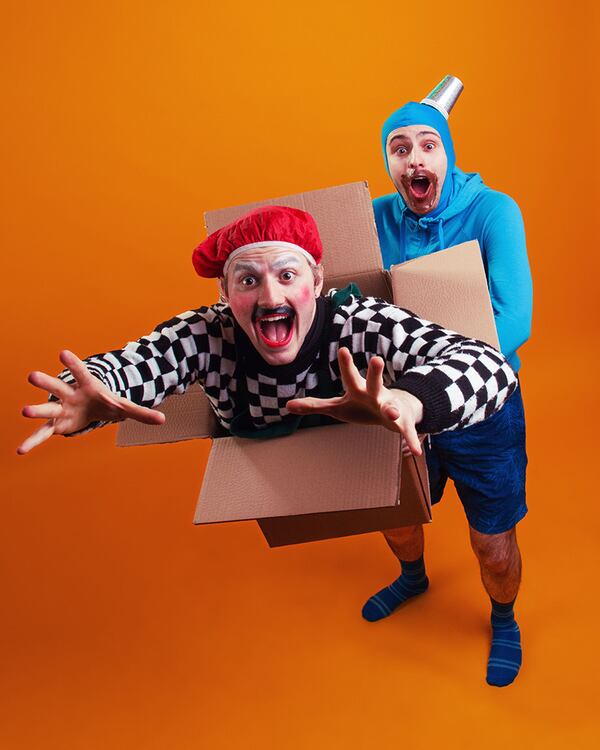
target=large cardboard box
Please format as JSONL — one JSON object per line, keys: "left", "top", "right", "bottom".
{"left": 117, "top": 182, "right": 498, "bottom": 546}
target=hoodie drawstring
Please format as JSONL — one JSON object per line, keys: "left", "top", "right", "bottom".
{"left": 418, "top": 217, "right": 445, "bottom": 252}
{"left": 437, "top": 219, "right": 445, "bottom": 251}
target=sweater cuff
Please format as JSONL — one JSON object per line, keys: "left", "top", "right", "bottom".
{"left": 390, "top": 370, "right": 454, "bottom": 433}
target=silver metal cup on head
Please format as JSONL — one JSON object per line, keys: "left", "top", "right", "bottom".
{"left": 420, "top": 75, "right": 464, "bottom": 119}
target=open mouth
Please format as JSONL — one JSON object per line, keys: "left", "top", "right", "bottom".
{"left": 254, "top": 310, "right": 295, "bottom": 348}
{"left": 408, "top": 174, "right": 434, "bottom": 202}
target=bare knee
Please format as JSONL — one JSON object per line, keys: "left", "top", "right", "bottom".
{"left": 382, "top": 524, "right": 424, "bottom": 561}
{"left": 470, "top": 527, "right": 518, "bottom": 577}
{"left": 383, "top": 524, "right": 422, "bottom": 546}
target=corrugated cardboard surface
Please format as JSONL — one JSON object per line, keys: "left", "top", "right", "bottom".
{"left": 194, "top": 423, "right": 403, "bottom": 523}
{"left": 116, "top": 384, "right": 218, "bottom": 447}
{"left": 390, "top": 241, "right": 500, "bottom": 348}
{"left": 257, "top": 452, "right": 431, "bottom": 547}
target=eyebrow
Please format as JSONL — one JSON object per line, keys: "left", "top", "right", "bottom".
{"left": 270, "top": 255, "right": 303, "bottom": 270}
{"left": 388, "top": 135, "right": 409, "bottom": 146}
{"left": 231, "top": 255, "right": 303, "bottom": 276}
{"left": 232, "top": 261, "right": 261, "bottom": 275}
{"left": 388, "top": 130, "right": 441, "bottom": 147}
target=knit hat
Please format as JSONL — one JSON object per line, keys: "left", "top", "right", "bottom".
{"left": 192, "top": 205, "right": 323, "bottom": 278}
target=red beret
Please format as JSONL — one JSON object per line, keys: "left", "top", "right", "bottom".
{"left": 192, "top": 205, "right": 323, "bottom": 278}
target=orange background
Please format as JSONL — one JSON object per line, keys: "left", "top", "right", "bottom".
{"left": 2, "top": 1, "right": 599, "bottom": 748}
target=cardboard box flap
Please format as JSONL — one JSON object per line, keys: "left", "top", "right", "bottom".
{"left": 390, "top": 240, "right": 500, "bottom": 349}
{"left": 258, "top": 506, "right": 421, "bottom": 548}
{"left": 194, "top": 423, "right": 402, "bottom": 524}
{"left": 116, "top": 384, "right": 218, "bottom": 447}
{"left": 257, "top": 452, "right": 431, "bottom": 547}
{"left": 400, "top": 450, "right": 431, "bottom": 519}
{"left": 205, "top": 182, "right": 382, "bottom": 283}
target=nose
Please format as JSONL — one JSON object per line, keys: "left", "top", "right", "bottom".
{"left": 408, "top": 149, "right": 423, "bottom": 168}
{"left": 258, "top": 274, "right": 284, "bottom": 308}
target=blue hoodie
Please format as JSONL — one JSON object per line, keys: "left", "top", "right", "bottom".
{"left": 374, "top": 103, "right": 532, "bottom": 371}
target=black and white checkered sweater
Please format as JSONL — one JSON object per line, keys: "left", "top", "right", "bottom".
{"left": 65, "top": 291, "right": 517, "bottom": 435}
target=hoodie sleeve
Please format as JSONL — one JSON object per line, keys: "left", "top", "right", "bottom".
{"left": 480, "top": 192, "right": 533, "bottom": 363}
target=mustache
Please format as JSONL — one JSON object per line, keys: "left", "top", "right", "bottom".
{"left": 402, "top": 168, "right": 436, "bottom": 184}
{"left": 253, "top": 305, "right": 295, "bottom": 320}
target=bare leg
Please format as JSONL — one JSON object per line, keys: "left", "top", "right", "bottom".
{"left": 382, "top": 524, "right": 424, "bottom": 562}
{"left": 362, "top": 525, "right": 428, "bottom": 622}
{"left": 469, "top": 526, "right": 521, "bottom": 602}
{"left": 469, "top": 525, "right": 523, "bottom": 687}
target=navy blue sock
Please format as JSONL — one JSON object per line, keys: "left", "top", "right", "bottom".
{"left": 362, "top": 556, "right": 429, "bottom": 622}
{"left": 487, "top": 598, "right": 522, "bottom": 687}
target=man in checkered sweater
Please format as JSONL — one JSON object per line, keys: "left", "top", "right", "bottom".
{"left": 18, "top": 206, "right": 516, "bottom": 456}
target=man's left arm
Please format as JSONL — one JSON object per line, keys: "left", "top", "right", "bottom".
{"left": 481, "top": 193, "right": 533, "bottom": 361}
{"left": 288, "top": 302, "right": 518, "bottom": 451}
{"left": 379, "top": 319, "right": 518, "bottom": 434}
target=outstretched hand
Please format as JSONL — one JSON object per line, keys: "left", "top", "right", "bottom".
{"left": 286, "top": 347, "right": 425, "bottom": 456}
{"left": 17, "top": 350, "right": 165, "bottom": 455}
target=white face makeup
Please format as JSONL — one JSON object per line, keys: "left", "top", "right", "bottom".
{"left": 221, "top": 246, "right": 324, "bottom": 366}
{"left": 386, "top": 124, "right": 448, "bottom": 214}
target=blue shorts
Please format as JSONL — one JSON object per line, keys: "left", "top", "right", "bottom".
{"left": 425, "top": 383, "right": 528, "bottom": 535}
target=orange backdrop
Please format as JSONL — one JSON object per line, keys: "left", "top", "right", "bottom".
{"left": 2, "top": 2, "right": 598, "bottom": 748}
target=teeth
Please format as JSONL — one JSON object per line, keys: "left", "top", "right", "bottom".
{"left": 259, "top": 315, "right": 288, "bottom": 322}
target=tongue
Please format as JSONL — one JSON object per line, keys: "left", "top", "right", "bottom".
{"left": 262, "top": 320, "right": 289, "bottom": 343}
{"left": 412, "top": 178, "right": 430, "bottom": 197}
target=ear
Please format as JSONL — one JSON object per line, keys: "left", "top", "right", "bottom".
{"left": 218, "top": 277, "right": 229, "bottom": 303}
{"left": 313, "top": 264, "right": 324, "bottom": 297}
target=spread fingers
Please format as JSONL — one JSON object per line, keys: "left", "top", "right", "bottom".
{"left": 365, "top": 356, "right": 384, "bottom": 398}
{"left": 59, "top": 350, "right": 95, "bottom": 387}
{"left": 22, "top": 402, "right": 63, "bottom": 420}
{"left": 286, "top": 396, "right": 343, "bottom": 414}
{"left": 28, "top": 371, "right": 73, "bottom": 400}
{"left": 16, "top": 421, "right": 56, "bottom": 455}
{"left": 337, "top": 348, "right": 363, "bottom": 392}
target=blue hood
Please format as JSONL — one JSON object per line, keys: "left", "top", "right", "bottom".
{"left": 382, "top": 101, "right": 457, "bottom": 218}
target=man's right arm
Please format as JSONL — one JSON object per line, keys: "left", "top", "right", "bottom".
{"left": 55, "top": 307, "right": 228, "bottom": 412}
{"left": 18, "top": 304, "right": 232, "bottom": 453}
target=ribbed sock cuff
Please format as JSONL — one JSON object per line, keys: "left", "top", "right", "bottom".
{"left": 490, "top": 597, "right": 516, "bottom": 624}
{"left": 401, "top": 555, "right": 425, "bottom": 573}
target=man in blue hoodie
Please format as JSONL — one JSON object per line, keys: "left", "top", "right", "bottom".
{"left": 365, "top": 100, "right": 532, "bottom": 687}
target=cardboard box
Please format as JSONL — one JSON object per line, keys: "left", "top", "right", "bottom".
{"left": 117, "top": 182, "right": 498, "bottom": 546}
